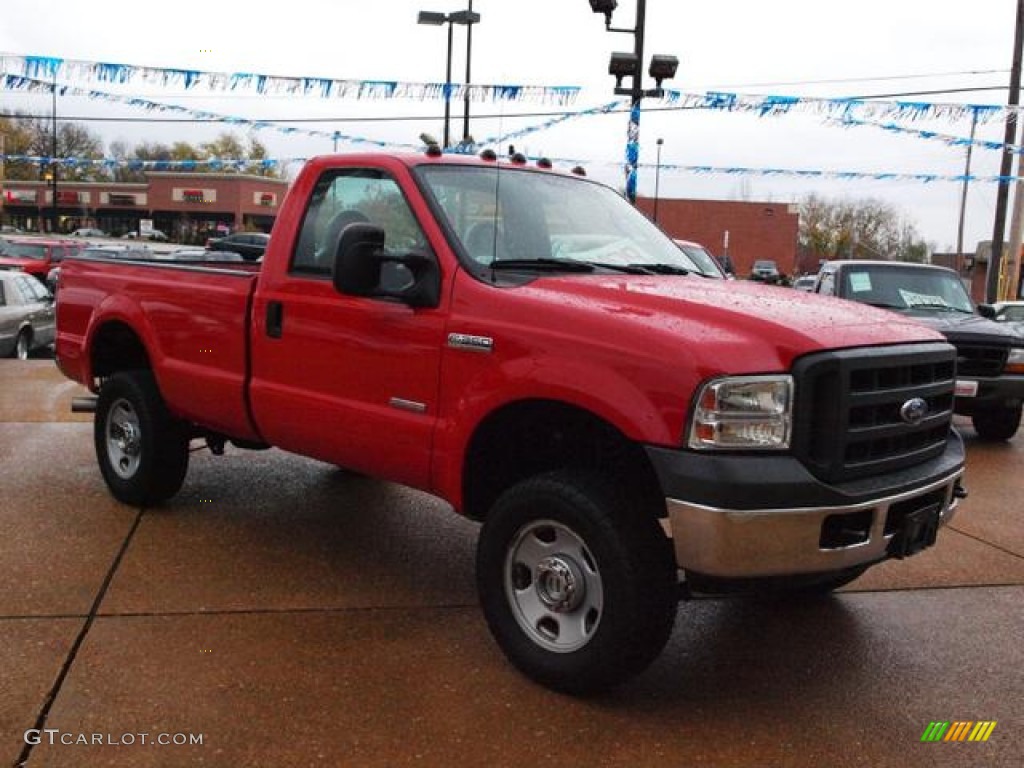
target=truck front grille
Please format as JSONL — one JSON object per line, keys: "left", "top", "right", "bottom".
{"left": 954, "top": 342, "right": 1007, "bottom": 377}
{"left": 791, "top": 343, "right": 956, "bottom": 483}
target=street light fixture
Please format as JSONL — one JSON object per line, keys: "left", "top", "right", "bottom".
{"left": 417, "top": 5, "right": 482, "bottom": 149}
{"left": 587, "top": 0, "right": 678, "bottom": 203}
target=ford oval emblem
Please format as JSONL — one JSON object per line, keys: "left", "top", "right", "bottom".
{"left": 900, "top": 397, "right": 929, "bottom": 425}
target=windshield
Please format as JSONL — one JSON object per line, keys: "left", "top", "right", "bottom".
{"left": 417, "top": 165, "right": 703, "bottom": 274}
{"left": 675, "top": 242, "right": 725, "bottom": 278}
{"left": 841, "top": 265, "right": 975, "bottom": 313}
{"left": 1, "top": 243, "right": 47, "bottom": 260}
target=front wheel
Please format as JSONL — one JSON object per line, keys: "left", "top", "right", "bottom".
{"left": 971, "top": 404, "right": 1022, "bottom": 441}
{"left": 94, "top": 371, "right": 191, "bottom": 505}
{"left": 477, "top": 471, "right": 678, "bottom": 694}
{"left": 13, "top": 330, "right": 31, "bottom": 360}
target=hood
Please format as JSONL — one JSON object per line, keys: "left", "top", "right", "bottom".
{"left": 902, "top": 309, "right": 1021, "bottom": 346}
{"left": 0, "top": 256, "right": 33, "bottom": 270}
{"left": 511, "top": 274, "right": 945, "bottom": 372}
{"left": 0, "top": 256, "right": 36, "bottom": 271}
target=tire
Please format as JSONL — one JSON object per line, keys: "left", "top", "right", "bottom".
{"left": 94, "top": 371, "right": 191, "bottom": 505}
{"left": 971, "top": 404, "right": 1022, "bottom": 441}
{"left": 14, "top": 329, "right": 31, "bottom": 360}
{"left": 476, "top": 470, "right": 678, "bottom": 695}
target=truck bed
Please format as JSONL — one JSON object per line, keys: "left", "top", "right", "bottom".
{"left": 56, "top": 255, "right": 264, "bottom": 442}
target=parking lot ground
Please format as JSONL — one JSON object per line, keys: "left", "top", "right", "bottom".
{"left": 2, "top": 360, "right": 1022, "bottom": 767}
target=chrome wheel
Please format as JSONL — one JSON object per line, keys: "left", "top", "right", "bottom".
{"left": 504, "top": 519, "right": 603, "bottom": 653}
{"left": 105, "top": 398, "right": 143, "bottom": 479}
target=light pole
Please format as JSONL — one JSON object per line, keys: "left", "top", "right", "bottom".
{"left": 587, "top": 0, "right": 677, "bottom": 204}
{"left": 653, "top": 137, "right": 663, "bottom": 224}
{"left": 418, "top": 6, "right": 482, "bottom": 149}
{"left": 50, "top": 70, "right": 59, "bottom": 234}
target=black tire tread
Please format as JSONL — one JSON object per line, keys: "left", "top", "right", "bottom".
{"left": 477, "top": 469, "right": 677, "bottom": 695}
{"left": 94, "top": 370, "right": 190, "bottom": 506}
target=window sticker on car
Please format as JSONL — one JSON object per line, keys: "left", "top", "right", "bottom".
{"left": 899, "top": 289, "right": 948, "bottom": 308}
{"left": 849, "top": 272, "right": 873, "bottom": 293}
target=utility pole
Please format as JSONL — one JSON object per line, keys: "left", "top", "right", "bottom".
{"left": 986, "top": 0, "right": 1024, "bottom": 302}
{"left": 955, "top": 108, "right": 978, "bottom": 272}
{"left": 50, "top": 71, "right": 59, "bottom": 234}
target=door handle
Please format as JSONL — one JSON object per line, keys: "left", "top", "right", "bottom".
{"left": 266, "top": 301, "right": 284, "bottom": 338}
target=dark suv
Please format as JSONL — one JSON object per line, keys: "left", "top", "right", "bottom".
{"left": 813, "top": 259, "right": 1024, "bottom": 440}
{"left": 206, "top": 232, "right": 269, "bottom": 261}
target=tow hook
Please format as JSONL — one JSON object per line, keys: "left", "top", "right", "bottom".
{"left": 954, "top": 482, "right": 968, "bottom": 500}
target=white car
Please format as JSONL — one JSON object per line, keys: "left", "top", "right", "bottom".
{"left": 987, "top": 300, "right": 1024, "bottom": 337}
{"left": 0, "top": 269, "right": 55, "bottom": 359}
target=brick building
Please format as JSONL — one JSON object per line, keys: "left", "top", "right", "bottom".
{"left": 635, "top": 196, "right": 800, "bottom": 278}
{"left": 1, "top": 173, "right": 289, "bottom": 243}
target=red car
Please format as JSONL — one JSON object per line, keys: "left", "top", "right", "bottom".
{"left": 0, "top": 238, "right": 82, "bottom": 282}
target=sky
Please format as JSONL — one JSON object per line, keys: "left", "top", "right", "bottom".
{"left": 1, "top": 0, "right": 1021, "bottom": 252}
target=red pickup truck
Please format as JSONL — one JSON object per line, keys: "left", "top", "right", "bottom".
{"left": 56, "top": 150, "right": 966, "bottom": 693}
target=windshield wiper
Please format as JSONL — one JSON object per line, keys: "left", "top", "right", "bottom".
{"left": 906, "top": 302, "right": 971, "bottom": 313}
{"left": 489, "top": 258, "right": 654, "bottom": 274}
{"left": 489, "top": 258, "right": 596, "bottom": 272}
{"left": 627, "top": 262, "right": 692, "bottom": 275}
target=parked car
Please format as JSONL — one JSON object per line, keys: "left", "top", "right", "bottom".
{"left": 812, "top": 259, "right": 1024, "bottom": 440}
{"left": 0, "top": 238, "right": 82, "bottom": 283}
{"left": 71, "top": 228, "right": 108, "bottom": 238}
{"left": 1, "top": 225, "right": 25, "bottom": 235}
{"left": 0, "top": 269, "right": 56, "bottom": 359}
{"left": 122, "top": 229, "right": 169, "bottom": 242}
{"left": 673, "top": 239, "right": 728, "bottom": 278}
{"left": 160, "top": 248, "right": 246, "bottom": 263}
{"left": 792, "top": 275, "right": 817, "bottom": 291}
{"left": 750, "top": 259, "right": 781, "bottom": 283}
{"left": 985, "top": 300, "right": 1024, "bottom": 337}
{"left": 206, "top": 232, "right": 270, "bottom": 261}
{"left": 46, "top": 245, "right": 153, "bottom": 294}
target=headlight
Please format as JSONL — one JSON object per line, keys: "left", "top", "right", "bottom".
{"left": 688, "top": 375, "right": 793, "bottom": 450}
{"left": 1007, "top": 347, "right": 1024, "bottom": 375}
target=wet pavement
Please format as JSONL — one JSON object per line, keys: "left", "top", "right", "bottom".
{"left": 1, "top": 360, "right": 1021, "bottom": 767}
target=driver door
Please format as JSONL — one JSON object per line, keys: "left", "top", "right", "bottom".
{"left": 250, "top": 167, "right": 445, "bottom": 490}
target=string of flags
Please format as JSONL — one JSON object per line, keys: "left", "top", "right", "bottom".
{"left": 0, "top": 54, "right": 581, "bottom": 104}
{"left": 3, "top": 52, "right": 1022, "bottom": 185}
{"left": 4, "top": 152, "right": 1024, "bottom": 185}
{"left": 661, "top": 90, "right": 1013, "bottom": 123}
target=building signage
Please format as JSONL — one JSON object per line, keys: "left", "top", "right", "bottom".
{"left": 174, "top": 188, "right": 216, "bottom": 204}
{"left": 256, "top": 192, "right": 277, "bottom": 207}
{"left": 5, "top": 189, "right": 38, "bottom": 203}
{"left": 107, "top": 193, "right": 140, "bottom": 206}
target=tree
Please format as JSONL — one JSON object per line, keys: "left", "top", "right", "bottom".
{"left": 7, "top": 113, "right": 106, "bottom": 182}
{"left": 0, "top": 114, "right": 36, "bottom": 181}
{"left": 798, "top": 194, "right": 929, "bottom": 271}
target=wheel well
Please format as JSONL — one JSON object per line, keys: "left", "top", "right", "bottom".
{"left": 91, "top": 321, "right": 151, "bottom": 381}
{"left": 462, "top": 400, "right": 664, "bottom": 522}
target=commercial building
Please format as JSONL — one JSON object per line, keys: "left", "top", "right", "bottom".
{"left": 635, "top": 196, "right": 800, "bottom": 278}
{"left": 1, "top": 173, "right": 289, "bottom": 243}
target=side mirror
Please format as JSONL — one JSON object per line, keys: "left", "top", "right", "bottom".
{"left": 977, "top": 303, "right": 996, "bottom": 320}
{"left": 331, "top": 223, "right": 441, "bottom": 308}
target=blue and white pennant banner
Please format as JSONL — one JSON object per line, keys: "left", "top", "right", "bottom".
{"left": 0, "top": 54, "right": 581, "bottom": 104}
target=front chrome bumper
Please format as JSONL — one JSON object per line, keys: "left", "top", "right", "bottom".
{"left": 666, "top": 468, "right": 964, "bottom": 578}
